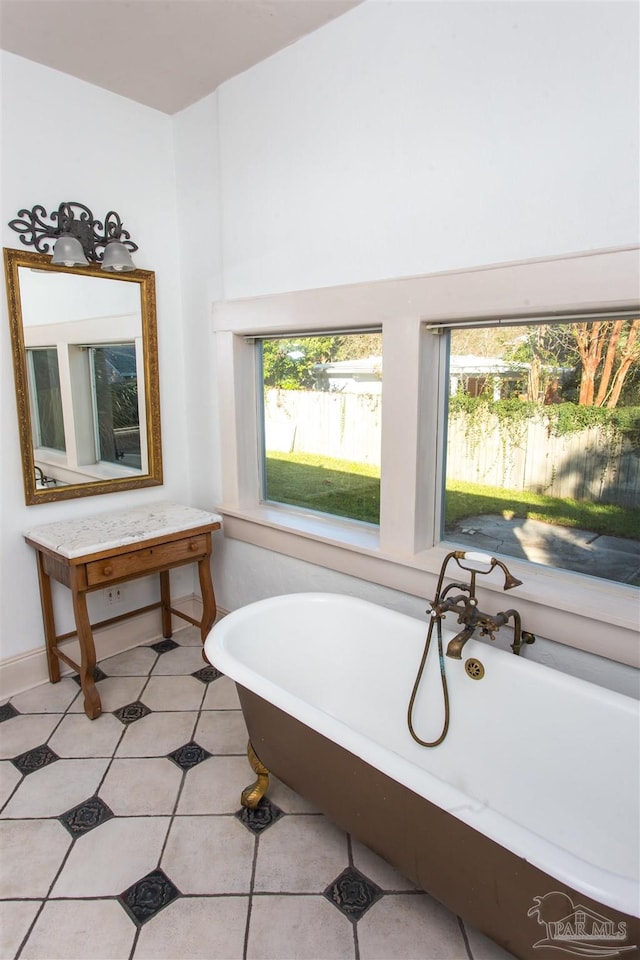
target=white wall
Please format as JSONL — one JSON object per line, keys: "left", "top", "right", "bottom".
{"left": 216, "top": 0, "right": 639, "bottom": 298}
{"left": 0, "top": 52, "right": 194, "bottom": 663}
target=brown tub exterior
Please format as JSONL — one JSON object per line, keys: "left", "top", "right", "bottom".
{"left": 238, "top": 685, "right": 640, "bottom": 960}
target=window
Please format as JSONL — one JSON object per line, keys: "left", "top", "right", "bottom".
{"left": 442, "top": 318, "right": 640, "bottom": 587}
{"left": 259, "top": 332, "right": 382, "bottom": 524}
{"left": 213, "top": 248, "right": 639, "bottom": 665}
{"left": 28, "top": 348, "right": 65, "bottom": 451}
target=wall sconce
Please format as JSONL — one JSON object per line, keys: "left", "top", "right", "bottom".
{"left": 8, "top": 201, "right": 138, "bottom": 272}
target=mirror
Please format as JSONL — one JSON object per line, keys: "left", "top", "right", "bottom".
{"left": 3, "top": 248, "right": 162, "bottom": 504}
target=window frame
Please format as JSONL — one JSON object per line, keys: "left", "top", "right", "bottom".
{"left": 213, "top": 247, "right": 640, "bottom": 668}
{"left": 256, "top": 330, "right": 384, "bottom": 524}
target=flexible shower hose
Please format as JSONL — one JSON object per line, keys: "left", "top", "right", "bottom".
{"left": 407, "top": 613, "right": 451, "bottom": 747}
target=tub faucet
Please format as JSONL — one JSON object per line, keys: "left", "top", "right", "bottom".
{"left": 428, "top": 551, "right": 535, "bottom": 658}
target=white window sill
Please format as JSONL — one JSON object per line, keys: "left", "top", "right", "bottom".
{"left": 218, "top": 503, "right": 640, "bottom": 669}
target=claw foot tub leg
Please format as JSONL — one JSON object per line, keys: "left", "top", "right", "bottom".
{"left": 241, "top": 741, "right": 270, "bottom": 808}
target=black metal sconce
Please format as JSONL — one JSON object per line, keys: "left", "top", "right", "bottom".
{"left": 8, "top": 201, "right": 138, "bottom": 272}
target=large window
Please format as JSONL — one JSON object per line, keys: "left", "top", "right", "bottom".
{"left": 443, "top": 318, "right": 640, "bottom": 586}
{"left": 259, "top": 332, "right": 382, "bottom": 524}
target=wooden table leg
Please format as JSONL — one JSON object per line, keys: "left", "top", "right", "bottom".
{"left": 197, "top": 557, "right": 217, "bottom": 640}
{"left": 70, "top": 585, "right": 102, "bottom": 720}
{"left": 160, "top": 570, "right": 172, "bottom": 638}
{"left": 197, "top": 543, "right": 217, "bottom": 659}
{"left": 35, "top": 551, "right": 60, "bottom": 683}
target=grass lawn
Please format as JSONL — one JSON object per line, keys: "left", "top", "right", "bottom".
{"left": 266, "top": 451, "right": 640, "bottom": 539}
{"left": 445, "top": 479, "right": 640, "bottom": 539}
{"left": 265, "top": 451, "right": 380, "bottom": 523}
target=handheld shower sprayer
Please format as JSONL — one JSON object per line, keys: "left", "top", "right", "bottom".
{"left": 407, "top": 550, "right": 534, "bottom": 748}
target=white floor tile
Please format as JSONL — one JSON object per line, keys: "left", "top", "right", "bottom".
{"left": 67, "top": 677, "right": 146, "bottom": 714}
{"left": 0, "top": 899, "right": 42, "bottom": 960}
{"left": 254, "top": 814, "right": 349, "bottom": 893}
{"left": 172, "top": 626, "right": 203, "bottom": 647}
{"left": 115, "top": 711, "right": 198, "bottom": 757}
{"left": 161, "top": 815, "right": 254, "bottom": 894}
{"left": 1, "top": 758, "right": 109, "bottom": 818}
{"left": 0, "top": 820, "right": 71, "bottom": 898}
{"left": 0, "top": 714, "right": 61, "bottom": 759}
{"left": 357, "top": 893, "right": 466, "bottom": 960}
{"left": 246, "top": 894, "right": 355, "bottom": 960}
{"left": 141, "top": 675, "right": 206, "bottom": 711}
{"left": 9, "top": 679, "right": 80, "bottom": 714}
{"left": 134, "top": 895, "right": 249, "bottom": 960}
{"left": 20, "top": 899, "right": 136, "bottom": 960}
{"left": 202, "top": 676, "right": 241, "bottom": 709}
{"left": 351, "top": 838, "right": 417, "bottom": 892}
{"left": 51, "top": 816, "right": 170, "bottom": 898}
{"left": 193, "top": 709, "right": 247, "bottom": 754}
{"left": 99, "top": 757, "right": 183, "bottom": 815}
{"left": 47, "top": 712, "right": 124, "bottom": 758}
{"left": 151, "top": 645, "right": 207, "bottom": 676}
{"left": 176, "top": 755, "right": 249, "bottom": 815}
{"left": 0, "top": 760, "right": 22, "bottom": 809}
{"left": 100, "top": 645, "right": 158, "bottom": 676}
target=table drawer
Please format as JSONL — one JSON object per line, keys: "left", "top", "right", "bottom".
{"left": 86, "top": 534, "right": 209, "bottom": 585}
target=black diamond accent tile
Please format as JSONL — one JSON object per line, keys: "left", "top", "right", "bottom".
{"left": 150, "top": 639, "right": 179, "bottom": 654}
{"left": 12, "top": 744, "right": 59, "bottom": 775}
{"left": 167, "top": 740, "right": 211, "bottom": 771}
{"left": 0, "top": 702, "right": 19, "bottom": 722}
{"left": 191, "top": 665, "right": 222, "bottom": 684}
{"left": 60, "top": 796, "right": 114, "bottom": 836}
{"left": 235, "top": 796, "right": 284, "bottom": 835}
{"left": 72, "top": 666, "right": 108, "bottom": 686}
{"left": 324, "top": 867, "right": 383, "bottom": 920}
{"left": 113, "top": 701, "right": 152, "bottom": 725}
{"left": 120, "top": 869, "right": 181, "bottom": 926}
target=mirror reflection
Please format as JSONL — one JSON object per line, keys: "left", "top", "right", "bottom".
{"left": 4, "top": 249, "right": 163, "bottom": 504}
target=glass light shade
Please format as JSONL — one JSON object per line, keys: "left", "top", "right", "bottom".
{"left": 101, "top": 240, "right": 136, "bottom": 273}
{"left": 51, "top": 235, "right": 89, "bottom": 267}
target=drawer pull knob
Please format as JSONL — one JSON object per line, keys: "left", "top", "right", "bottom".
{"left": 103, "top": 564, "right": 113, "bottom": 576}
{"left": 189, "top": 541, "right": 199, "bottom": 552}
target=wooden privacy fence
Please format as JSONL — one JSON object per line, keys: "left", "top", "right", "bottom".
{"left": 446, "top": 413, "right": 640, "bottom": 509}
{"left": 264, "top": 389, "right": 640, "bottom": 508}
{"left": 265, "top": 389, "right": 382, "bottom": 467}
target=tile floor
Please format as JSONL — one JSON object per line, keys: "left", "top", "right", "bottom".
{"left": 0, "top": 625, "right": 516, "bottom": 960}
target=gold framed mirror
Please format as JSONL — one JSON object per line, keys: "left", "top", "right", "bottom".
{"left": 4, "top": 247, "right": 163, "bottom": 504}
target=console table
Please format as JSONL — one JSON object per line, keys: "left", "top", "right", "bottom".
{"left": 24, "top": 502, "right": 222, "bottom": 719}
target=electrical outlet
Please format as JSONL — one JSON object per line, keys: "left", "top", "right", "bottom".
{"left": 105, "top": 586, "right": 124, "bottom": 605}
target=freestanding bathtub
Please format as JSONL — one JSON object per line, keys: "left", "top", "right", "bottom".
{"left": 204, "top": 592, "right": 640, "bottom": 959}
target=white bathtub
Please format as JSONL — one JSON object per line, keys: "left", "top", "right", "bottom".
{"left": 205, "top": 592, "right": 640, "bottom": 955}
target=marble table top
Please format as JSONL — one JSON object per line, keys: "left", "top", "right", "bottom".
{"left": 24, "top": 501, "right": 222, "bottom": 559}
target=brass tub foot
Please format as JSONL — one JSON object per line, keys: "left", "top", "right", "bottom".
{"left": 241, "top": 740, "right": 270, "bottom": 809}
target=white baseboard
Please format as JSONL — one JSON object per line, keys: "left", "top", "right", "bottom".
{"left": 0, "top": 595, "right": 228, "bottom": 701}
